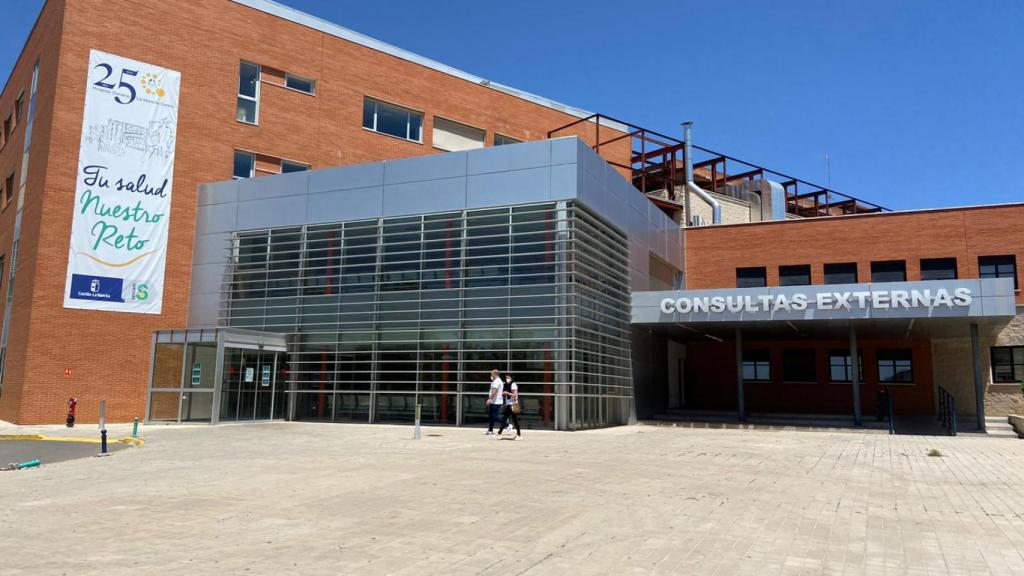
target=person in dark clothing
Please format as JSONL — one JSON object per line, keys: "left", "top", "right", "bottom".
{"left": 496, "top": 373, "right": 522, "bottom": 440}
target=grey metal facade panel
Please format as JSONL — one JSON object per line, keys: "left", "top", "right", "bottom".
{"left": 466, "top": 167, "right": 552, "bottom": 208}
{"left": 550, "top": 137, "right": 581, "bottom": 166}
{"left": 383, "top": 150, "right": 468, "bottom": 184}
{"left": 239, "top": 170, "right": 309, "bottom": 201}
{"left": 187, "top": 294, "right": 220, "bottom": 328}
{"left": 549, "top": 163, "right": 579, "bottom": 202}
{"left": 383, "top": 177, "right": 467, "bottom": 217}
{"left": 236, "top": 196, "right": 307, "bottom": 230}
{"left": 305, "top": 186, "right": 384, "bottom": 223}
{"left": 195, "top": 202, "right": 238, "bottom": 235}
{"left": 631, "top": 279, "right": 1016, "bottom": 325}
{"left": 192, "top": 232, "right": 230, "bottom": 266}
{"left": 190, "top": 262, "right": 228, "bottom": 298}
{"left": 467, "top": 140, "right": 551, "bottom": 175}
{"left": 308, "top": 162, "right": 384, "bottom": 193}
{"left": 198, "top": 180, "right": 238, "bottom": 206}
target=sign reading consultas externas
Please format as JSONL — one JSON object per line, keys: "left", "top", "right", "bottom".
{"left": 63, "top": 50, "right": 180, "bottom": 314}
{"left": 631, "top": 279, "right": 1017, "bottom": 324}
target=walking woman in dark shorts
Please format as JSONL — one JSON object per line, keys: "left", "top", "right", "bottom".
{"left": 496, "top": 373, "right": 522, "bottom": 440}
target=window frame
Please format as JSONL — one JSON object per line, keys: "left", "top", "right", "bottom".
{"left": 778, "top": 264, "right": 811, "bottom": 287}
{"left": 919, "top": 257, "right": 958, "bottom": 281}
{"left": 14, "top": 90, "right": 24, "bottom": 125}
{"left": 877, "top": 348, "right": 914, "bottom": 384}
{"left": 233, "top": 150, "right": 255, "bottom": 179}
{"left": 824, "top": 262, "right": 858, "bottom": 285}
{"left": 3, "top": 172, "right": 13, "bottom": 208}
{"left": 432, "top": 116, "right": 485, "bottom": 152}
{"left": 870, "top": 260, "right": 907, "bottom": 283}
{"left": 781, "top": 348, "right": 817, "bottom": 383}
{"left": 736, "top": 266, "right": 767, "bottom": 288}
{"left": 281, "top": 159, "right": 310, "bottom": 173}
{"left": 236, "top": 61, "right": 261, "bottom": 126}
{"left": 991, "top": 346, "right": 1024, "bottom": 384}
{"left": 362, "top": 97, "right": 423, "bottom": 144}
{"left": 741, "top": 349, "right": 771, "bottom": 382}
{"left": 494, "top": 133, "right": 523, "bottom": 146}
{"left": 284, "top": 73, "right": 316, "bottom": 95}
{"left": 827, "top": 349, "right": 864, "bottom": 383}
{"left": 978, "top": 255, "right": 1018, "bottom": 290}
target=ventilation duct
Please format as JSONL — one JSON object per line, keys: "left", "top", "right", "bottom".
{"left": 682, "top": 122, "right": 721, "bottom": 225}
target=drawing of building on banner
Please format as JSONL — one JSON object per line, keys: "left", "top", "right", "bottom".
{"left": 85, "top": 117, "right": 176, "bottom": 159}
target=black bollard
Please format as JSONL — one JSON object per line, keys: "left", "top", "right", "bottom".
{"left": 98, "top": 428, "right": 110, "bottom": 457}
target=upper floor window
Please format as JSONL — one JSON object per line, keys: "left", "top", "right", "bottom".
{"left": 285, "top": 73, "right": 315, "bottom": 95}
{"left": 433, "top": 116, "right": 484, "bottom": 151}
{"left": 2, "top": 114, "right": 10, "bottom": 146}
{"left": 233, "top": 150, "right": 254, "bottom": 179}
{"left": 877, "top": 349, "right": 913, "bottom": 383}
{"left": 14, "top": 91, "right": 24, "bottom": 124}
{"left": 494, "top": 133, "right": 523, "bottom": 146}
{"left": 736, "top": 266, "right": 766, "bottom": 288}
{"left": 991, "top": 346, "right": 1024, "bottom": 383}
{"left": 742, "top": 349, "right": 771, "bottom": 382}
{"left": 920, "top": 257, "right": 957, "bottom": 281}
{"left": 0, "top": 254, "right": 4, "bottom": 292}
{"left": 3, "top": 172, "right": 13, "bottom": 207}
{"left": 362, "top": 97, "right": 422, "bottom": 143}
{"left": 779, "top": 264, "right": 811, "bottom": 286}
{"left": 824, "top": 262, "right": 857, "bottom": 284}
{"left": 237, "top": 62, "right": 260, "bottom": 124}
{"left": 281, "top": 159, "right": 310, "bottom": 173}
{"left": 870, "top": 260, "right": 906, "bottom": 283}
{"left": 979, "top": 255, "right": 1018, "bottom": 289}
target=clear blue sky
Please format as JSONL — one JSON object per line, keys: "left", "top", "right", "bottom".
{"left": 3, "top": 0, "right": 1023, "bottom": 210}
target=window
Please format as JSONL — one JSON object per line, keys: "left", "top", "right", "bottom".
{"left": 920, "top": 257, "right": 957, "bottom": 280}
{"left": 432, "top": 117, "right": 484, "bottom": 151}
{"left": 281, "top": 160, "right": 310, "bottom": 173}
{"left": 828, "top": 350, "right": 864, "bottom": 383}
{"left": 285, "top": 73, "right": 315, "bottom": 95}
{"left": 236, "top": 62, "right": 260, "bottom": 124}
{"left": 877, "top": 349, "right": 913, "bottom": 383}
{"left": 870, "top": 260, "right": 906, "bottom": 283}
{"left": 824, "top": 262, "right": 857, "bottom": 284}
{"left": 979, "top": 255, "right": 1018, "bottom": 289}
{"left": 0, "top": 254, "right": 4, "bottom": 292}
{"left": 233, "top": 150, "right": 254, "bottom": 179}
{"left": 363, "top": 97, "right": 422, "bottom": 142}
{"left": 742, "top": 349, "right": 771, "bottom": 381}
{"left": 991, "top": 346, "right": 1024, "bottom": 383}
{"left": 779, "top": 264, "right": 811, "bottom": 286}
{"left": 736, "top": 267, "right": 766, "bottom": 288}
{"left": 4, "top": 173, "right": 13, "bottom": 206}
{"left": 782, "top": 348, "right": 817, "bottom": 382}
{"left": 494, "top": 134, "right": 522, "bottom": 146}
{"left": 14, "top": 91, "right": 24, "bottom": 124}
{"left": 2, "top": 114, "right": 11, "bottom": 145}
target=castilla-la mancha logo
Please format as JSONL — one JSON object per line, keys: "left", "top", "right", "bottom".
{"left": 140, "top": 72, "right": 166, "bottom": 98}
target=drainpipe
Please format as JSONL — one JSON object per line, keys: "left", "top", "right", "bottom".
{"left": 682, "top": 122, "right": 721, "bottom": 225}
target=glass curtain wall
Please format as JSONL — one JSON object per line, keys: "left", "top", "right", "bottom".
{"left": 221, "top": 201, "right": 631, "bottom": 429}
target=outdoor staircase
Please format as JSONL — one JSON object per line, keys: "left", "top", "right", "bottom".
{"left": 984, "top": 416, "right": 1021, "bottom": 439}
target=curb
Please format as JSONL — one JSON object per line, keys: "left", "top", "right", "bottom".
{"left": 0, "top": 434, "right": 144, "bottom": 446}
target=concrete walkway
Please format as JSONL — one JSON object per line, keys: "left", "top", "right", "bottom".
{"left": 2, "top": 422, "right": 1024, "bottom": 575}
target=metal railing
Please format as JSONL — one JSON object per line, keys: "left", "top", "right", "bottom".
{"left": 887, "top": 392, "right": 895, "bottom": 435}
{"left": 937, "top": 386, "right": 958, "bottom": 436}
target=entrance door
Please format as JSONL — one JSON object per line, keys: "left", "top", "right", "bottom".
{"left": 219, "top": 347, "right": 282, "bottom": 421}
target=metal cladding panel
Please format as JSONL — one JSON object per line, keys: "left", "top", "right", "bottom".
{"left": 632, "top": 279, "right": 1016, "bottom": 325}
{"left": 192, "top": 232, "right": 230, "bottom": 266}
{"left": 308, "top": 162, "right": 384, "bottom": 193}
{"left": 383, "top": 150, "right": 468, "bottom": 184}
{"left": 467, "top": 139, "right": 551, "bottom": 174}
{"left": 236, "top": 196, "right": 307, "bottom": 230}
{"left": 384, "top": 177, "right": 466, "bottom": 216}
{"left": 195, "top": 201, "right": 238, "bottom": 235}
{"left": 239, "top": 170, "right": 309, "bottom": 201}
{"left": 466, "top": 167, "right": 551, "bottom": 208}
{"left": 305, "top": 186, "right": 384, "bottom": 224}
{"left": 198, "top": 180, "right": 238, "bottom": 206}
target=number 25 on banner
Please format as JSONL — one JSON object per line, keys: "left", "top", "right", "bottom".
{"left": 92, "top": 63, "right": 137, "bottom": 105}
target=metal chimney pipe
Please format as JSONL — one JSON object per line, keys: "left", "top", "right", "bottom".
{"left": 682, "top": 121, "right": 721, "bottom": 225}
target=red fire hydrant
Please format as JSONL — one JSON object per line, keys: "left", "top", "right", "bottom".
{"left": 66, "top": 396, "right": 78, "bottom": 428}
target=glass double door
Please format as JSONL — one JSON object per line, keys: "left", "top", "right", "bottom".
{"left": 220, "top": 347, "right": 286, "bottom": 421}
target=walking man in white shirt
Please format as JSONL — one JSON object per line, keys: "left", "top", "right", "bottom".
{"left": 485, "top": 368, "right": 504, "bottom": 435}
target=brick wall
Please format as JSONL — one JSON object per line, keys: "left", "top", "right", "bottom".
{"left": 0, "top": 0, "right": 629, "bottom": 423}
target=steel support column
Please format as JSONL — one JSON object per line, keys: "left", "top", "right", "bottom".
{"left": 971, "top": 323, "right": 985, "bottom": 432}
{"left": 735, "top": 327, "right": 746, "bottom": 421}
{"left": 850, "top": 324, "right": 862, "bottom": 426}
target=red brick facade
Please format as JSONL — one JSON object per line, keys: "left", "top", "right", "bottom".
{"left": 0, "top": 0, "right": 628, "bottom": 423}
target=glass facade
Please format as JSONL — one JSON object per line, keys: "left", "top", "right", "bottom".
{"left": 219, "top": 201, "right": 632, "bottom": 429}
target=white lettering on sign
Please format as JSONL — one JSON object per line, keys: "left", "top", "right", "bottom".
{"left": 660, "top": 287, "right": 973, "bottom": 315}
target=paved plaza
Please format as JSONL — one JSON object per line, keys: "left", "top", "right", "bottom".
{"left": 2, "top": 422, "right": 1024, "bottom": 575}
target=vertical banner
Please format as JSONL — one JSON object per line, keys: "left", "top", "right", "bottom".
{"left": 63, "top": 50, "right": 180, "bottom": 314}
